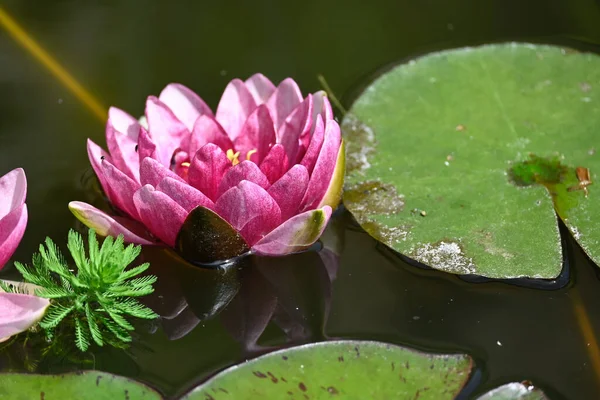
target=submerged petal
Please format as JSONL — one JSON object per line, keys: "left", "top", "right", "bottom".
{"left": 159, "top": 83, "right": 213, "bottom": 131}
{"left": 0, "top": 204, "right": 27, "bottom": 269}
{"left": 188, "top": 143, "right": 232, "bottom": 202}
{"left": 215, "top": 181, "right": 281, "bottom": 246}
{"left": 0, "top": 168, "right": 26, "bottom": 219}
{"left": 268, "top": 165, "right": 309, "bottom": 221}
{"left": 0, "top": 292, "right": 50, "bottom": 341}
{"left": 133, "top": 185, "right": 188, "bottom": 247}
{"left": 215, "top": 79, "right": 257, "bottom": 141}
{"left": 252, "top": 206, "right": 332, "bottom": 256}
{"left": 245, "top": 73, "right": 276, "bottom": 105}
{"left": 68, "top": 201, "right": 155, "bottom": 245}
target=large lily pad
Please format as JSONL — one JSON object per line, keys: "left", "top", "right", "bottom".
{"left": 476, "top": 382, "right": 549, "bottom": 399}
{"left": 182, "top": 340, "right": 472, "bottom": 399}
{"left": 0, "top": 371, "right": 161, "bottom": 399}
{"left": 343, "top": 43, "right": 600, "bottom": 278}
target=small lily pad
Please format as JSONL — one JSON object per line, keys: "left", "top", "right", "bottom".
{"left": 344, "top": 43, "right": 600, "bottom": 278}
{"left": 175, "top": 206, "right": 249, "bottom": 265}
{"left": 182, "top": 340, "right": 473, "bottom": 399}
{"left": 0, "top": 371, "right": 162, "bottom": 399}
{"left": 476, "top": 382, "right": 549, "bottom": 399}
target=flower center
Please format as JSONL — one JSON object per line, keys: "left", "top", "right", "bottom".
{"left": 226, "top": 149, "right": 241, "bottom": 166}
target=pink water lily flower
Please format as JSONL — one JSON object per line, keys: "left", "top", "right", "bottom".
{"left": 0, "top": 169, "right": 49, "bottom": 341}
{"left": 70, "top": 74, "right": 344, "bottom": 260}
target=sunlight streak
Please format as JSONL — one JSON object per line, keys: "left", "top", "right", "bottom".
{"left": 0, "top": 6, "right": 106, "bottom": 121}
{"left": 572, "top": 290, "right": 600, "bottom": 388}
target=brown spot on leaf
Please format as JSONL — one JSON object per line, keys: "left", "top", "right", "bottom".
{"left": 354, "top": 346, "right": 360, "bottom": 358}
{"left": 96, "top": 375, "right": 102, "bottom": 386}
{"left": 455, "top": 124, "right": 466, "bottom": 131}
{"left": 282, "top": 355, "right": 288, "bottom": 360}
{"left": 253, "top": 371, "right": 267, "bottom": 378}
{"left": 267, "top": 372, "right": 279, "bottom": 383}
{"left": 338, "top": 355, "right": 344, "bottom": 362}
{"left": 327, "top": 386, "right": 339, "bottom": 395}
{"left": 40, "top": 392, "right": 45, "bottom": 400}
{"left": 391, "top": 362, "right": 395, "bottom": 371}
{"left": 219, "top": 388, "right": 229, "bottom": 393}
{"left": 299, "top": 382, "right": 307, "bottom": 392}
{"left": 124, "top": 389, "right": 130, "bottom": 400}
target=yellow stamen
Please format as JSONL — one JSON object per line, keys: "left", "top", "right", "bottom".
{"left": 181, "top": 162, "right": 190, "bottom": 168}
{"left": 246, "top": 149, "right": 258, "bottom": 160}
{"left": 0, "top": 7, "right": 106, "bottom": 122}
{"left": 226, "top": 149, "right": 241, "bottom": 166}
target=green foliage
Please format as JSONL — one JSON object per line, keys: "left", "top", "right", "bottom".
{"left": 14, "top": 229, "right": 158, "bottom": 352}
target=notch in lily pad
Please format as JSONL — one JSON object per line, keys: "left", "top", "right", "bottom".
{"left": 175, "top": 206, "right": 250, "bottom": 266}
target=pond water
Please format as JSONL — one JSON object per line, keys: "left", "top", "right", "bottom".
{"left": 1, "top": 1, "right": 600, "bottom": 399}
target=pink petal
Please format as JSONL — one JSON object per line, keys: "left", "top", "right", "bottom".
{"left": 145, "top": 96, "right": 190, "bottom": 167}
{"left": 0, "top": 292, "right": 50, "bottom": 341}
{"left": 266, "top": 78, "right": 303, "bottom": 130}
{"left": 301, "top": 120, "right": 342, "bottom": 211}
{"left": 217, "top": 160, "right": 270, "bottom": 198}
{"left": 137, "top": 127, "right": 158, "bottom": 163}
{"left": 233, "top": 105, "right": 276, "bottom": 164}
{"left": 259, "top": 144, "right": 289, "bottom": 184}
{"left": 215, "top": 181, "right": 281, "bottom": 246}
{"left": 215, "top": 79, "right": 257, "bottom": 141}
{"left": 189, "top": 115, "right": 234, "bottom": 156}
{"left": 252, "top": 206, "right": 332, "bottom": 256}
{"left": 159, "top": 83, "right": 213, "bottom": 131}
{"left": 312, "top": 91, "right": 333, "bottom": 126}
{"left": 140, "top": 157, "right": 186, "bottom": 187}
{"left": 107, "top": 107, "right": 140, "bottom": 140}
{"left": 300, "top": 115, "right": 325, "bottom": 174}
{"left": 278, "top": 94, "right": 313, "bottom": 164}
{"left": 68, "top": 201, "right": 155, "bottom": 245}
{"left": 101, "top": 159, "right": 142, "bottom": 219}
{"left": 188, "top": 144, "right": 232, "bottom": 202}
{"left": 245, "top": 73, "right": 276, "bottom": 105}
{"left": 268, "top": 165, "right": 309, "bottom": 221}
{"left": 0, "top": 168, "right": 26, "bottom": 219}
{"left": 87, "top": 139, "right": 112, "bottom": 196}
{"left": 106, "top": 110, "right": 141, "bottom": 182}
{"left": 0, "top": 204, "right": 27, "bottom": 269}
{"left": 157, "top": 177, "right": 214, "bottom": 212}
{"left": 133, "top": 185, "right": 188, "bottom": 247}
{"left": 317, "top": 140, "right": 345, "bottom": 209}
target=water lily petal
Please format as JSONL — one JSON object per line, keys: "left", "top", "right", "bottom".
{"left": 145, "top": 96, "right": 189, "bottom": 167}
{"left": 218, "top": 160, "right": 270, "bottom": 198}
{"left": 259, "top": 144, "right": 288, "bottom": 184}
{"left": 159, "top": 83, "right": 213, "bottom": 131}
{"left": 0, "top": 204, "right": 27, "bottom": 269}
{"left": 106, "top": 108, "right": 141, "bottom": 182}
{"left": 266, "top": 78, "right": 303, "bottom": 130}
{"left": 233, "top": 105, "right": 276, "bottom": 163}
{"left": 87, "top": 139, "right": 112, "bottom": 196}
{"left": 188, "top": 143, "right": 232, "bottom": 202}
{"left": 0, "top": 168, "right": 26, "bottom": 219}
{"left": 215, "top": 79, "right": 257, "bottom": 141}
{"left": 68, "top": 201, "right": 155, "bottom": 244}
{"left": 278, "top": 94, "right": 313, "bottom": 163}
{"left": 252, "top": 206, "right": 332, "bottom": 256}
{"left": 245, "top": 73, "right": 276, "bottom": 105}
{"left": 189, "top": 115, "right": 234, "bottom": 156}
{"left": 157, "top": 177, "right": 214, "bottom": 212}
{"left": 101, "top": 160, "right": 142, "bottom": 219}
{"left": 215, "top": 180, "right": 281, "bottom": 246}
{"left": 0, "top": 292, "right": 50, "bottom": 341}
{"left": 268, "top": 165, "right": 309, "bottom": 221}
{"left": 140, "top": 157, "right": 186, "bottom": 187}
{"left": 317, "top": 140, "right": 345, "bottom": 209}
{"left": 312, "top": 91, "right": 333, "bottom": 124}
{"left": 300, "top": 115, "right": 325, "bottom": 174}
{"left": 133, "top": 185, "right": 188, "bottom": 247}
{"left": 137, "top": 127, "right": 158, "bottom": 163}
{"left": 301, "top": 120, "right": 342, "bottom": 211}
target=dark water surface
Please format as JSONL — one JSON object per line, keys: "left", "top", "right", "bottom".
{"left": 2, "top": 1, "right": 600, "bottom": 399}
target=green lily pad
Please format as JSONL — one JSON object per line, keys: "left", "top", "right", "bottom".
{"left": 175, "top": 206, "right": 250, "bottom": 265}
{"left": 343, "top": 43, "right": 600, "bottom": 278}
{"left": 0, "top": 371, "right": 161, "bottom": 399}
{"left": 182, "top": 340, "right": 473, "bottom": 399}
{"left": 476, "top": 382, "right": 549, "bottom": 399}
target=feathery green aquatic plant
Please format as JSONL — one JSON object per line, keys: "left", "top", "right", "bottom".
{"left": 4, "top": 229, "right": 158, "bottom": 352}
